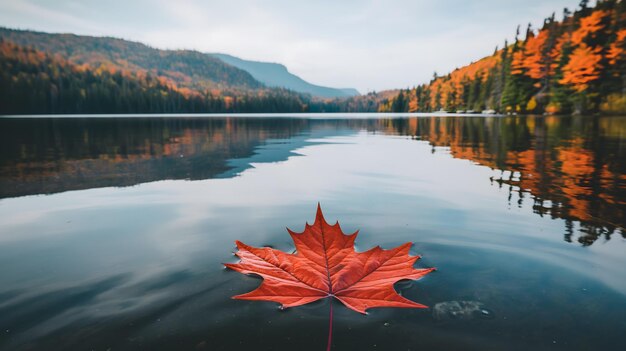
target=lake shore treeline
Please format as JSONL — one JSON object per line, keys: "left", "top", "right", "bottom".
{"left": 0, "top": 0, "right": 624, "bottom": 115}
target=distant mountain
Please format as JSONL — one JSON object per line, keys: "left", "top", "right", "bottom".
{"left": 211, "top": 53, "right": 360, "bottom": 98}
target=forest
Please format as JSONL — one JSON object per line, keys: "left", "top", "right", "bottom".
{"left": 380, "top": 0, "right": 626, "bottom": 114}
{"left": 0, "top": 40, "right": 320, "bottom": 114}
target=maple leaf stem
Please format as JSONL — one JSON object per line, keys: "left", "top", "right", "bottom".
{"left": 326, "top": 300, "right": 333, "bottom": 351}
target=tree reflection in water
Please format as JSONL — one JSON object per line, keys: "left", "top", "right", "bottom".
{"left": 389, "top": 116, "right": 625, "bottom": 246}
{"left": 0, "top": 115, "right": 624, "bottom": 246}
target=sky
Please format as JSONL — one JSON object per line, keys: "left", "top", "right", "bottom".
{"left": 0, "top": 0, "right": 588, "bottom": 93}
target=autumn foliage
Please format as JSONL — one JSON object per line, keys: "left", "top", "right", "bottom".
{"left": 560, "top": 44, "right": 603, "bottom": 92}
{"left": 226, "top": 205, "right": 434, "bottom": 350}
{"left": 381, "top": 0, "right": 626, "bottom": 114}
{"left": 226, "top": 205, "right": 434, "bottom": 313}
{"left": 0, "top": 40, "right": 319, "bottom": 114}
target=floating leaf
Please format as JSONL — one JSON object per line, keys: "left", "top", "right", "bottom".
{"left": 225, "top": 204, "right": 434, "bottom": 350}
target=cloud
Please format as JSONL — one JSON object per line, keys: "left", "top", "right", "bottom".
{"left": 0, "top": 0, "right": 104, "bottom": 33}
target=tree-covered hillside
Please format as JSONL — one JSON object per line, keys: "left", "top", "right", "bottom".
{"left": 0, "top": 40, "right": 316, "bottom": 114}
{"left": 0, "top": 27, "right": 262, "bottom": 92}
{"left": 380, "top": 0, "right": 626, "bottom": 114}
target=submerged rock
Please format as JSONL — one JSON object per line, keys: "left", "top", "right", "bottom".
{"left": 432, "top": 301, "right": 493, "bottom": 321}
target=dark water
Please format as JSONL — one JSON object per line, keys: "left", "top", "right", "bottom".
{"left": 0, "top": 115, "right": 624, "bottom": 351}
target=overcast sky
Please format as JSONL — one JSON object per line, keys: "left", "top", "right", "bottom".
{"left": 0, "top": 0, "right": 587, "bottom": 92}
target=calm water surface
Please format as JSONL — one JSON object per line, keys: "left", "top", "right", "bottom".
{"left": 0, "top": 115, "right": 625, "bottom": 350}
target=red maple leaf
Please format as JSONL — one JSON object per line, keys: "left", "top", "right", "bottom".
{"left": 225, "top": 205, "right": 435, "bottom": 350}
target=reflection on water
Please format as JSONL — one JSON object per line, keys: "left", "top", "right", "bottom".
{"left": 1, "top": 116, "right": 623, "bottom": 246}
{"left": 0, "top": 118, "right": 311, "bottom": 196}
{"left": 0, "top": 115, "right": 625, "bottom": 351}
{"left": 389, "top": 116, "right": 626, "bottom": 246}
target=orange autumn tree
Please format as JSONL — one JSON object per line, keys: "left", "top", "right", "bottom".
{"left": 606, "top": 29, "right": 626, "bottom": 65}
{"left": 549, "top": 32, "right": 571, "bottom": 76}
{"left": 559, "top": 10, "right": 607, "bottom": 93}
{"left": 522, "top": 30, "right": 550, "bottom": 83}
{"left": 560, "top": 44, "right": 603, "bottom": 92}
{"left": 571, "top": 10, "right": 607, "bottom": 46}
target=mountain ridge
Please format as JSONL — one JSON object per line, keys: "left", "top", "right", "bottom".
{"left": 210, "top": 53, "right": 360, "bottom": 98}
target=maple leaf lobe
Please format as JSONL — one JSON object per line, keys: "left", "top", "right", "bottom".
{"left": 225, "top": 204, "right": 434, "bottom": 314}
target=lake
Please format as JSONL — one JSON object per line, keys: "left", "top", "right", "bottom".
{"left": 0, "top": 114, "right": 625, "bottom": 351}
